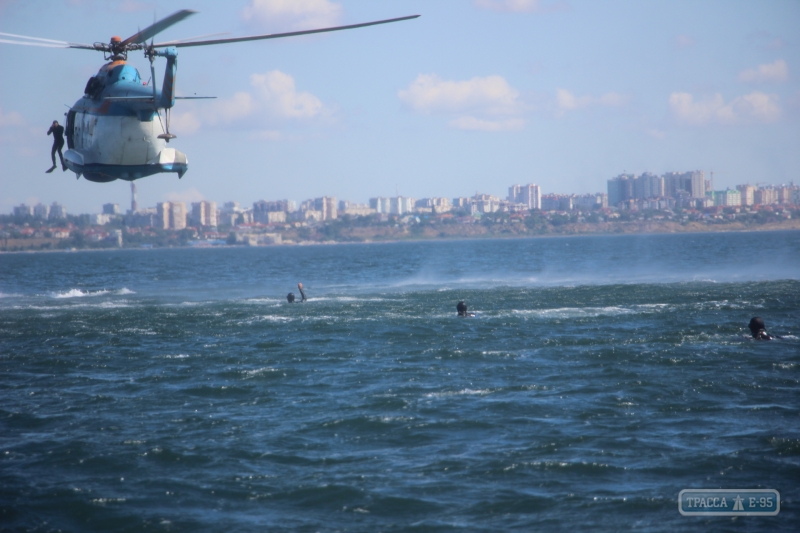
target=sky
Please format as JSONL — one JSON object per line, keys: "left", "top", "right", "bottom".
{"left": 0, "top": 0, "right": 798, "bottom": 215}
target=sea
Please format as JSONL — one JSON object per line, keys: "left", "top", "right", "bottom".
{"left": 1, "top": 231, "right": 798, "bottom": 532}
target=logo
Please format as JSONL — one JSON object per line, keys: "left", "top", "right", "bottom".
{"left": 679, "top": 489, "right": 780, "bottom": 516}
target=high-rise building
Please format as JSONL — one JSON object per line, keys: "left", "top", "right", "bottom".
{"left": 688, "top": 171, "right": 705, "bottom": 198}
{"left": 664, "top": 171, "right": 704, "bottom": 199}
{"left": 387, "top": 196, "right": 414, "bottom": 215}
{"left": 170, "top": 202, "right": 187, "bottom": 230}
{"left": 415, "top": 197, "right": 452, "bottom": 213}
{"left": 777, "top": 186, "right": 793, "bottom": 204}
{"left": 607, "top": 174, "right": 635, "bottom": 206}
{"left": 633, "top": 172, "right": 664, "bottom": 200}
{"left": 103, "top": 203, "right": 120, "bottom": 215}
{"left": 451, "top": 197, "right": 472, "bottom": 209}
{"left": 712, "top": 189, "right": 741, "bottom": 207}
{"left": 573, "top": 193, "right": 607, "bottom": 210}
{"left": 507, "top": 184, "right": 541, "bottom": 209}
{"left": 192, "top": 201, "right": 218, "bottom": 227}
{"left": 33, "top": 203, "right": 50, "bottom": 219}
{"left": 541, "top": 194, "right": 573, "bottom": 211}
{"left": 369, "top": 197, "right": 392, "bottom": 214}
{"left": 156, "top": 202, "right": 170, "bottom": 229}
{"left": 754, "top": 188, "right": 778, "bottom": 205}
{"left": 313, "top": 197, "right": 338, "bottom": 220}
{"left": 14, "top": 204, "right": 33, "bottom": 217}
{"left": 49, "top": 202, "right": 67, "bottom": 219}
{"left": 736, "top": 185, "right": 756, "bottom": 206}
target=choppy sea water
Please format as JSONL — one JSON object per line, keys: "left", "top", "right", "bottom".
{"left": 1, "top": 231, "right": 799, "bottom": 532}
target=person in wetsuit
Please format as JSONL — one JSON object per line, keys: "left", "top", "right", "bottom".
{"left": 457, "top": 301, "right": 474, "bottom": 317}
{"left": 288, "top": 283, "right": 306, "bottom": 303}
{"left": 748, "top": 317, "right": 773, "bottom": 340}
{"left": 46, "top": 120, "right": 66, "bottom": 173}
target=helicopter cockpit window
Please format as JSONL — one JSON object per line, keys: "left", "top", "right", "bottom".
{"left": 84, "top": 76, "right": 104, "bottom": 98}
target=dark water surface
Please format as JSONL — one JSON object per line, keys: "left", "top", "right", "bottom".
{"left": 1, "top": 232, "right": 799, "bottom": 532}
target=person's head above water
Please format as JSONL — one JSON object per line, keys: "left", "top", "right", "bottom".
{"left": 287, "top": 292, "right": 295, "bottom": 303}
{"left": 457, "top": 301, "right": 472, "bottom": 317}
{"left": 748, "top": 316, "right": 772, "bottom": 340}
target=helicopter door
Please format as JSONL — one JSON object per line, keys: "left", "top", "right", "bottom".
{"left": 66, "top": 110, "right": 76, "bottom": 149}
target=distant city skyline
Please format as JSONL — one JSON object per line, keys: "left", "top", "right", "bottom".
{"left": 1, "top": 1, "right": 798, "bottom": 216}
{"left": 8, "top": 171, "right": 797, "bottom": 227}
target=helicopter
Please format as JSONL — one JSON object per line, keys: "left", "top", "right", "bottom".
{"left": 0, "top": 10, "right": 418, "bottom": 183}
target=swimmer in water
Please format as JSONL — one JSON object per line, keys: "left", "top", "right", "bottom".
{"left": 457, "top": 301, "right": 474, "bottom": 317}
{"left": 287, "top": 283, "right": 306, "bottom": 303}
{"left": 748, "top": 317, "right": 773, "bottom": 340}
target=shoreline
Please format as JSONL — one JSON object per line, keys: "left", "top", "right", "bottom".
{"left": 2, "top": 219, "right": 799, "bottom": 254}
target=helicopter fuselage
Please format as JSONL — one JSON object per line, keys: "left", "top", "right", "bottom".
{"left": 64, "top": 48, "right": 187, "bottom": 183}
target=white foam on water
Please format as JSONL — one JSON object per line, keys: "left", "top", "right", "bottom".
{"left": 424, "top": 388, "right": 493, "bottom": 399}
{"left": 97, "top": 301, "right": 131, "bottom": 309}
{"left": 237, "top": 315, "right": 293, "bottom": 325}
{"left": 51, "top": 288, "right": 110, "bottom": 299}
{"left": 242, "top": 367, "right": 280, "bottom": 378}
{"left": 119, "top": 327, "right": 157, "bottom": 336}
{"left": 513, "top": 306, "right": 637, "bottom": 319}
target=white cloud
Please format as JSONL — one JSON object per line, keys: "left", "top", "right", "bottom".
{"left": 399, "top": 74, "right": 527, "bottom": 131}
{"left": 669, "top": 91, "right": 781, "bottom": 125}
{"left": 555, "top": 89, "right": 627, "bottom": 113}
{"left": 168, "top": 71, "right": 327, "bottom": 139}
{"left": 449, "top": 117, "right": 525, "bottom": 131}
{"left": 474, "top": 0, "right": 567, "bottom": 13}
{"left": 0, "top": 107, "right": 24, "bottom": 127}
{"left": 399, "top": 74, "right": 524, "bottom": 116}
{"left": 242, "top": 0, "right": 342, "bottom": 31}
{"left": 117, "top": 0, "right": 151, "bottom": 13}
{"left": 164, "top": 188, "right": 205, "bottom": 204}
{"left": 177, "top": 70, "right": 326, "bottom": 136}
{"left": 171, "top": 111, "right": 201, "bottom": 135}
{"left": 738, "top": 59, "right": 788, "bottom": 84}
{"left": 250, "top": 71, "right": 324, "bottom": 119}
{"left": 674, "top": 34, "right": 695, "bottom": 48}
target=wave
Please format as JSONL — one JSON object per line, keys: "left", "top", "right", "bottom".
{"left": 0, "top": 291, "right": 21, "bottom": 298}
{"left": 50, "top": 287, "right": 134, "bottom": 299}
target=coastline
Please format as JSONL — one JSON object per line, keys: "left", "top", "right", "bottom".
{"left": 2, "top": 218, "right": 799, "bottom": 254}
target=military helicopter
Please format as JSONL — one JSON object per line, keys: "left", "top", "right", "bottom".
{"left": 0, "top": 10, "right": 418, "bottom": 183}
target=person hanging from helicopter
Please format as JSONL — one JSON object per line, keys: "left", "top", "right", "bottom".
{"left": 46, "top": 120, "right": 66, "bottom": 173}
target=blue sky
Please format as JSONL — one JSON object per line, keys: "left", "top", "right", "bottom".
{"left": 1, "top": 0, "right": 798, "bottom": 215}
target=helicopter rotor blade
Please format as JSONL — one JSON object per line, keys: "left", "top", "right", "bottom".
{"left": 0, "top": 38, "right": 68, "bottom": 48}
{"left": 0, "top": 31, "right": 70, "bottom": 44}
{"left": 153, "top": 33, "right": 230, "bottom": 46}
{"left": 0, "top": 31, "right": 95, "bottom": 49}
{"left": 119, "top": 9, "right": 197, "bottom": 47}
{"left": 152, "top": 14, "right": 419, "bottom": 49}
